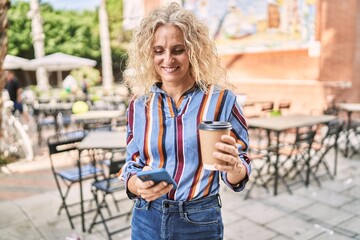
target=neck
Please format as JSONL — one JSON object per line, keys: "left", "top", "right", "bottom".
{"left": 161, "top": 80, "right": 195, "bottom": 103}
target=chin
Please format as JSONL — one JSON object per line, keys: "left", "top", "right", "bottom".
{"left": 161, "top": 76, "right": 181, "bottom": 83}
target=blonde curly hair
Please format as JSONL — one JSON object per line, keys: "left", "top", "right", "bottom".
{"left": 124, "top": 2, "right": 232, "bottom": 96}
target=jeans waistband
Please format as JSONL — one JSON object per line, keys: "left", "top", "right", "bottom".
{"left": 140, "top": 194, "right": 222, "bottom": 214}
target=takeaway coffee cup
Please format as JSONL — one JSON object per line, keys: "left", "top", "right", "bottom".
{"left": 198, "top": 121, "right": 232, "bottom": 170}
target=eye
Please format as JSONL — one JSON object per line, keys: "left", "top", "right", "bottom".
{"left": 173, "top": 49, "right": 185, "bottom": 55}
{"left": 154, "top": 50, "right": 164, "bottom": 55}
{"left": 153, "top": 47, "right": 164, "bottom": 55}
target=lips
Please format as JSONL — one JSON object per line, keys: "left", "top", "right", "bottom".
{"left": 162, "top": 66, "right": 179, "bottom": 73}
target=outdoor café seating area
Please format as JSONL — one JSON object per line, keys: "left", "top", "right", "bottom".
{"left": 2, "top": 87, "right": 359, "bottom": 239}
{"left": 28, "top": 85, "right": 129, "bottom": 145}
{"left": 246, "top": 115, "right": 341, "bottom": 198}
{"left": 4, "top": 85, "right": 133, "bottom": 238}
{"left": 29, "top": 92, "right": 358, "bottom": 236}
{"left": 0, "top": 92, "right": 359, "bottom": 240}
{"left": 47, "top": 129, "right": 133, "bottom": 239}
{"left": 241, "top": 100, "right": 360, "bottom": 199}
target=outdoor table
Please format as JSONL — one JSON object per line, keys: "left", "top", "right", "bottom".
{"left": 33, "top": 102, "right": 73, "bottom": 143}
{"left": 337, "top": 103, "right": 360, "bottom": 157}
{"left": 76, "top": 130, "right": 127, "bottom": 232}
{"left": 34, "top": 102, "right": 73, "bottom": 115}
{"left": 71, "top": 110, "right": 123, "bottom": 127}
{"left": 247, "top": 114, "right": 337, "bottom": 195}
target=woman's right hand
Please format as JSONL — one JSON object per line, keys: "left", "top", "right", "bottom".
{"left": 134, "top": 166, "right": 173, "bottom": 202}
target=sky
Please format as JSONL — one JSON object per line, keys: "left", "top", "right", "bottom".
{"left": 41, "top": 0, "right": 100, "bottom": 11}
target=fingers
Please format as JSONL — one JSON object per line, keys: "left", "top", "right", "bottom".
{"left": 215, "top": 135, "right": 239, "bottom": 157}
{"left": 214, "top": 154, "right": 244, "bottom": 175}
{"left": 143, "top": 166, "right": 152, "bottom": 171}
{"left": 137, "top": 181, "right": 173, "bottom": 202}
{"left": 214, "top": 162, "right": 236, "bottom": 172}
{"left": 136, "top": 166, "right": 173, "bottom": 201}
{"left": 213, "top": 134, "right": 241, "bottom": 172}
{"left": 220, "top": 134, "right": 236, "bottom": 145}
{"left": 135, "top": 177, "right": 154, "bottom": 189}
{"left": 213, "top": 151, "right": 238, "bottom": 165}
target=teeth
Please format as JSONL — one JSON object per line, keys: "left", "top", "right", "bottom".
{"left": 163, "top": 67, "right": 177, "bottom": 73}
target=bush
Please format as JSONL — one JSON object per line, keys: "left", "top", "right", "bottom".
{"left": 0, "top": 155, "right": 13, "bottom": 166}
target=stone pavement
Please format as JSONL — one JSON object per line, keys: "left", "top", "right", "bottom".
{"left": 0, "top": 147, "right": 360, "bottom": 239}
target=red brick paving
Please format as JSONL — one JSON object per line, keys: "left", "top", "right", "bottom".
{"left": 0, "top": 168, "right": 57, "bottom": 201}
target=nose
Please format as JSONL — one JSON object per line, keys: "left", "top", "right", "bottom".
{"left": 164, "top": 51, "right": 174, "bottom": 64}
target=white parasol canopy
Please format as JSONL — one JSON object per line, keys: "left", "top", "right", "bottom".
{"left": 23, "top": 52, "right": 97, "bottom": 86}
{"left": 3, "top": 55, "right": 30, "bottom": 70}
{"left": 23, "top": 52, "right": 97, "bottom": 71}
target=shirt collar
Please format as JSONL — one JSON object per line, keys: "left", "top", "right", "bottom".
{"left": 150, "top": 82, "right": 199, "bottom": 97}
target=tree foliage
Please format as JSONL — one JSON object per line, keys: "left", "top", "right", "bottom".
{"left": 7, "top": 1, "right": 33, "bottom": 58}
{"left": 41, "top": 5, "right": 101, "bottom": 60}
{"left": 8, "top": 1, "right": 101, "bottom": 60}
{"left": 7, "top": 0, "right": 128, "bottom": 82}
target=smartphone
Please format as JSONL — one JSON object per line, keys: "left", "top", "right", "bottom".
{"left": 137, "top": 168, "right": 177, "bottom": 189}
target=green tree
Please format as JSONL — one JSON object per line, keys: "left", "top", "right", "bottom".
{"left": 41, "top": 4, "right": 101, "bottom": 61}
{"left": 7, "top": 1, "right": 33, "bottom": 58}
{"left": 42, "top": 10, "right": 101, "bottom": 61}
{"left": 7, "top": 0, "right": 128, "bottom": 84}
{"left": 8, "top": 1, "right": 101, "bottom": 61}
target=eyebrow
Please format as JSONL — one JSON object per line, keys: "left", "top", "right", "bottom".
{"left": 153, "top": 44, "right": 185, "bottom": 48}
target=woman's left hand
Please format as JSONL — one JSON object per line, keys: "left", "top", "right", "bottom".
{"left": 213, "top": 135, "right": 246, "bottom": 184}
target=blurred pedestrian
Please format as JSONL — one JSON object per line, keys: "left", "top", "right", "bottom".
{"left": 4, "top": 70, "right": 30, "bottom": 124}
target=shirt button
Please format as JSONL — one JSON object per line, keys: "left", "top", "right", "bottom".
{"left": 164, "top": 203, "right": 170, "bottom": 208}
{"left": 177, "top": 108, "right": 181, "bottom": 112}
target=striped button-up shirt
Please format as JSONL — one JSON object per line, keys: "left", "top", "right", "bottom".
{"left": 121, "top": 84, "right": 251, "bottom": 201}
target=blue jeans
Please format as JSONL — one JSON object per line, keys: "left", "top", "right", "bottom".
{"left": 131, "top": 194, "right": 223, "bottom": 240}
{"left": 12, "top": 101, "right": 23, "bottom": 114}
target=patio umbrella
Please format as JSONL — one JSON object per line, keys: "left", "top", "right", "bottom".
{"left": 3, "top": 55, "right": 30, "bottom": 70}
{"left": 23, "top": 52, "right": 97, "bottom": 86}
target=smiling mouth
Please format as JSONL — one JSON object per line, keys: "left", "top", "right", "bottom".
{"left": 162, "top": 66, "right": 179, "bottom": 73}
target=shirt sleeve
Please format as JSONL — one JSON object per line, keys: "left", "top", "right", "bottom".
{"left": 221, "top": 98, "right": 251, "bottom": 192}
{"left": 118, "top": 100, "right": 145, "bottom": 199}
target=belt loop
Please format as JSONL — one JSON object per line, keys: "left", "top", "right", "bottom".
{"left": 179, "top": 201, "right": 184, "bottom": 218}
{"left": 217, "top": 194, "right": 222, "bottom": 208}
{"left": 145, "top": 200, "right": 150, "bottom": 210}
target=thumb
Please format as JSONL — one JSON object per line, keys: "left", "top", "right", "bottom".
{"left": 142, "top": 166, "right": 153, "bottom": 172}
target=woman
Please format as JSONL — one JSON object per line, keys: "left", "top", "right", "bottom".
{"left": 120, "top": 3, "right": 250, "bottom": 239}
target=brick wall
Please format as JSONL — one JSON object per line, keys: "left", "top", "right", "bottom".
{"left": 221, "top": 0, "right": 360, "bottom": 113}
{"left": 319, "top": 0, "right": 359, "bottom": 103}
{"left": 222, "top": 49, "right": 319, "bottom": 81}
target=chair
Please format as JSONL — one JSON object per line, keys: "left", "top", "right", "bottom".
{"left": 277, "top": 126, "right": 317, "bottom": 193}
{"left": 309, "top": 119, "right": 344, "bottom": 186}
{"left": 243, "top": 101, "right": 274, "bottom": 118}
{"left": 245, "top": 126, "right": 286, "bottom": 199}
{"left": 260, "top": 101, "right": 274, "bottom": 117}
{"left": 35, "top": 106, "right": 72, "bottom": 145}
{"left": 244, "top": 148, "right": 272, "bottom": 199}
{"left": 278, "top": 100, "right": 291, "bottom": 116}
{"left": 243, "top": 103, "right": 258, "bottom": 118}
{"left": 245, "top": 128, "right": 296, "bottom": 199}
{"left": 83, "top": 121, "right": 112, "bottom": 131}
{"left": 88, "top": 150, "right": 133, "bottom": 239}
{"left": 348, "top": 120, "right": 360, "bottom": 158}
{"left": 34, "top": 108, "right": 56, "bottom": 145}
{"left": 47, "top": 130, "right": 104, "bottom": 229}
